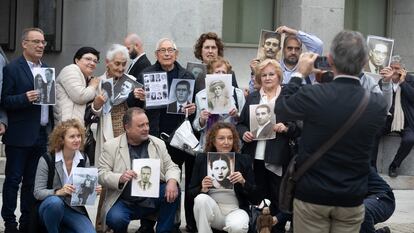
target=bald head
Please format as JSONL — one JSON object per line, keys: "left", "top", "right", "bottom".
{"left": 124, "top": 33, "right": 144, "bottom": 59}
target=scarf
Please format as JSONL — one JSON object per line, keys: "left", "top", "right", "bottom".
{"left": 391, "top": 86, "right": 404, "bottom": 132}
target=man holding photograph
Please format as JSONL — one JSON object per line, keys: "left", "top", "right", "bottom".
{"left": 98, "top": 107, "right": 181, "bottom": 233}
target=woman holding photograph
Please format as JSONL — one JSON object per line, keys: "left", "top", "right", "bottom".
{"left": 54, "top": 47, "right": 100, "bottom": 125}
{"left": 34, "top": 119, "right": 101, "bottom": 233}
{"left": 188, "top": 122, "right": 258, "bottom": 233}
{"left": 236, "top": 59, "right": 299, "bottom": 232}
{"left": 209, "top": 153, "right": 232, "bottom": 189}
{"left": 193, "top": 56, "right": 245, "bottom": 151}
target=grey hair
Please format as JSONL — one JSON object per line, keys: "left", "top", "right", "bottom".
{"left": 21, "top": 28, "right": 44, "bottom": 41}
{"left": 390, "top": 55, "right": 402, "bottom": 65}
{"left": 155, "top": 38, "right": 177, "bottom": 51}
{"left": 329, "top": 30, "right": 368, "bottom": 76}
{"left": 106, "top": 44, "right": 129, "bottom": 62}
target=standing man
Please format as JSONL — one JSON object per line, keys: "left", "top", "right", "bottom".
{"left": 275, "top": 30, "right": 388, "bottom": 233}
{"left": 0, "top": 47, "right": 9, "bottom": 135}
{"left": 124, "top": 33, "right": 151, "bottom": 79}
{"left": 167, "top": 80, "right": 192, "bottom": 113}
{"left": 98, "top": 107, "right": 181, "bottom": 233}
{"left": 276, "top": 25, "right": 323, "bottom": 84}
{"left": 1, "top": 28, "right": 51, "bottom": 233}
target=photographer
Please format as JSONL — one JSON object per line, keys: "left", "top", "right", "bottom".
{"left": 275, "top": 30, "right": 388, "bottom": 233}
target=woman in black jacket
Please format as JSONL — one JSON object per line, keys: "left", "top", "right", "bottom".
{"left": 189, "top": 122, "right": 258, "bottom": 233}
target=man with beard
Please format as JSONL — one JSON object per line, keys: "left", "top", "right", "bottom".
{"left": 124, "top": 33, "right": 151, "bottom": 79}
{"left": 276, "top": 25, "right": 323, "bottom": 84}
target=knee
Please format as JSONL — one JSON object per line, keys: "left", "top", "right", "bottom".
{"left": 225, "top": 211, "right": 249, "bottom": 233}
{"left": 402, "top": 132, "right": 414, "bottom": 145}
{"left": 106, "top": 207, "right": 129, "bottom": 230}
{"left": 40, "top": 196, "right": 65, "bottom": 213}
{"left": 194, "top": 194, "right": 210, "bottom": 210}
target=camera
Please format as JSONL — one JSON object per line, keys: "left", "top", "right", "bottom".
{"left": 314, "top": 56, "right": 331, "bottom": 70}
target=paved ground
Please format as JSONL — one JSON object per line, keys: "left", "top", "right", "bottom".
{"left": 0, "top": 190, "right": 413, "bottom": 232}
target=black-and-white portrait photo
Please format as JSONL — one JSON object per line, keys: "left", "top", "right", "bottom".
{"left": 113, "top": 74, "right": 142, "bottom": 106}
{"left": 365, "top": 35, "right": 394, "bottom": 74}
{"left": 187, "top": 62, "right": 207, "bottom": 81}
{"left": 167, "top": 79, "right": 195, "bottom": 114}
{"left": 256, "top": 29, "right": 283, "bottom": 61}
{"left": 206, "top": 74, "right": 233, "bottom": 114}
{"left": 207, "top": 152, "right": 235, "bottom": 190}
{"left": 101, "top": 79, "right": 113, "bottom": 114}
{"left": 33, "top": 67, "right": 56, "bottom": 105}
{"left": 132, "top": 158, "right": 160, "bottom": 198}
{"left": 70, "top": 167, "right": 98, "bottom": 206}
{"left": 249, "top": 104, "right": 276, "bottom": 140}
{"left": 143, "top": 72, "right": 169, "bottom": 108}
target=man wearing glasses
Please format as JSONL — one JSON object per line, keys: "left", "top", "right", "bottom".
{"left": 127, "top": 38, "right": 196, "bottom": 233}
{"left": 1, "top": 27, "right": 52, "bottom": 233}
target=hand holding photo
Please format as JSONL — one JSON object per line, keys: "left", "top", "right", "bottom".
{"left": 70, "top": 167, "right": 98, "bottom": 206}
{"left": 207, "top": 152, "right": 235, "bottom": 190}
{"left": 249, "top": 104, "right": 276, "bottom": 140}
{"left": 143, "top": 72, "right": 169, "bottom": 108}
{"left": 131, "top": 158, "right": 160, "bottom": 198}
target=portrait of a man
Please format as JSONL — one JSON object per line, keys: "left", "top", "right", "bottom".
{"left": 365, "top": 35, "right": 394, "bottom": 74}
{"left": 44, "top": 68, "right": 55, "bottom": 104}
{"left": 113, "top": 80, "right": 133, "bottom": 105}
{"left": 137, "top": 166, "right": 152, "bottom": 191}
{"left": 250, "top": 104, "right": 276, "bottom": 140}
{"left": 257, "top": 30, "right": 282, "bottom": 61}
{"left": 167, "top": 79, "right": 194, "bottom": 114}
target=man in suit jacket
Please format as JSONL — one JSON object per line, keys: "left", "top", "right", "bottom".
{"left": 275, "top": 30, "right": 388, "bottom": 233}
{"left": 124, "top": 33, "right": 151, "bottom": 80}
{"left": 1, "top": 27, "right": 52, "bottom": 233}
{"left": 98, "top": 107, "right": 180, "bottom": 233}
{"left": 252, "top": 104, "right": 275, "bottom": 139}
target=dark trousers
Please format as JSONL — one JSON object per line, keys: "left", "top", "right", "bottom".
{"left": 370, "top": 116, "right": 392, "bottom": 170}
{"left": 391, "top": 127, "right": 414, "bottom": 167}
{"left": 253, "top": 159, "right": 290, "bottom": 233}
{"left": 360, "top": 192, "right": 395, "bottom": 233}
{"left": 1, "top": 130, "right": 47, "bottom": 231}
{"left": 107, "top": 183, "right": 180, "bottom": 233}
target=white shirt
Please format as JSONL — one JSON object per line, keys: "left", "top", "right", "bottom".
{"left": 55, "top": 150, "right": 83, "bottom": 184}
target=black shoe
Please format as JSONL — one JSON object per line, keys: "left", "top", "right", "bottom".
{"left": 136, "top": 224, "right": 155, "bottom": 233}
{"left": 389, "top": 165, "right": 398, "bottom": 177}
{"left": 186, "top": 224, "right": 197, "bottom": 233}
{"left": 376, "top": 226, "right": 391, "bottom": 233}
{"left": 171, "top": 224, "right": 182, "bottom": 233}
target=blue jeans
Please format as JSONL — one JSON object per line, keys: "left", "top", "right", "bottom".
{"left": 360, "top": 192, "right": 395, "bottom": 233}
{"left": 1, "top": 130, "right": 47, "bottom": 231}
{"left": 106, "top": 183, "right": 180, "bottom": 233}
{"left": 38, "top": 196, "right": 95, "bottom": 233}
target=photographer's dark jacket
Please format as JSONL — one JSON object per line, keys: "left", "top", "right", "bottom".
{"left": 188, "top": 153, "right": 259, "bottom": 210}
{"left": 275, "top": 76, "right": 387, "bottom": 207}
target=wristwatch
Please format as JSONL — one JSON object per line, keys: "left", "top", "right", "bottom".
{"left": 291, "top": 72, "right": 304, "bottom": 79}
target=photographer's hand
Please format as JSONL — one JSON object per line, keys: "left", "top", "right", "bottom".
{"left": 297, "top": 52, "right": 318, "bottom": 77}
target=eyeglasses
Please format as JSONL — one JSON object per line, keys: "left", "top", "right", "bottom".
{"left": 24, "top": 39, "right": 48, "bottom": 46}
{"left": 157, "top": 47, "right": 176, "bottom": 54}
{"left": 82, "top": 56, "right": 100, "bottom": 64}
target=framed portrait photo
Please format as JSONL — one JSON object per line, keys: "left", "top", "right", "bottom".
{"left": 365, "top": 35, "right": 394, "bottom": 75}
{"left": 205, "top": 74, "right": 233, "bottom": 114}
{"left": 113, "top": 74, "right": 142, "bottom": 106}
{"left": 33, "top": 67, "right": 56, "bottom": 105}
{"left": 131, "top": 159, "right": 160, "bottom": 198}
{"left": 207, "top": 152, "right": 235, "bottom": 190}
{"left": 167, "top": 79, "right": 195, "bottom": 114}
{"left": 256, "top": 29, "right": 284, "bottom": 61}
{"left": 249, "top": 103, "right": 276, "bottom": 140}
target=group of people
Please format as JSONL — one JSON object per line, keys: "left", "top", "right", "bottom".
{"left": 0, "top": 25, "right": 412, "bottom": 233}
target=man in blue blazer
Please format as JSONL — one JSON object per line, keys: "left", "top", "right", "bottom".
{"left": 1, "top": 28, "right": 51, "bottom": 233}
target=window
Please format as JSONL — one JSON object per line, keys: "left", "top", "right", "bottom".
{"left": 0, "top": 0, "right": 17, "bottom": 51}
{"left": 34, "top": 0, "right": 63, "bottom": 52}
{"left": 344, "top": 0, "right": 390, "bottom": 37}
{"left": 222, "top": 0, "right": 278, "bottom": 45}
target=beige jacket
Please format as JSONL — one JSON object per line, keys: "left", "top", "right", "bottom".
{"left": 98, "top": 134, "right": 181, "bottom": 229}
{"left": 54, "top": 64, "right": 97, "bottom": 125}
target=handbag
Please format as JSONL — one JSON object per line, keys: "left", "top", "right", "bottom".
{"left": 160, "top": 109, "right": 200, "bottom": 156}
{"left": 279, "top": 90, "right": 370, "bottom": 213}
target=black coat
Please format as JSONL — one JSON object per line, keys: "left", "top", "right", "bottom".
{"left": 188, "top": 153, "right": 259, "bottom": 211}
{"left": 128, "top": 54, "right": 151, "bottom": 79}
{"left": 275, "top": 76, "right": 388, "bottom": 207}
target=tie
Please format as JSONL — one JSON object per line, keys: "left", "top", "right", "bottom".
{"left": 178, "top": 105, "right": 183, "bottom": 113}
